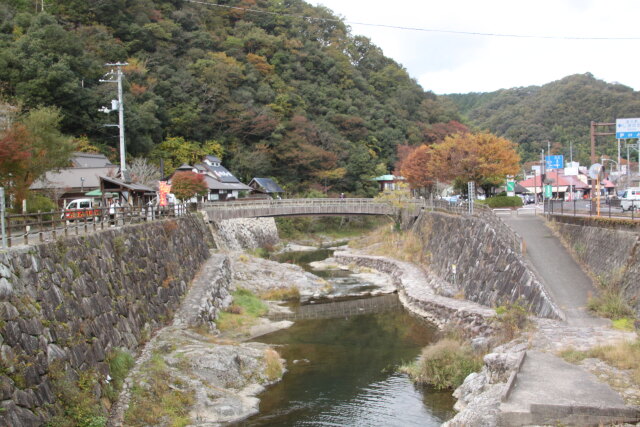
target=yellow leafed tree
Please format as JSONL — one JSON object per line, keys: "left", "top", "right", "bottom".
{"left": 429, "top": 132, "right": 520, "bottom": 195}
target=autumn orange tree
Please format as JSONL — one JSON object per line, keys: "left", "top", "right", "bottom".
{"left": 171, "top": 171, "right": 208, "bottom": 201}
{"left": 400, "top": 144, "right": 436, "bottom": 192}
{"left": 429, "top": 132, "right": 520, "bottom": 195}
{"left": 0, "top": 107, "right": 75, "bottom": 205}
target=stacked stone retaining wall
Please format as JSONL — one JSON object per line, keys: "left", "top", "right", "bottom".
{"left": 0, "top": 216, "right": 213, "bottom": 426}
{"left": 551, "top": 217, "right": 640, "bottom": 316}
{"left": 412, "top": 212, "right": 561, "bottom": 319}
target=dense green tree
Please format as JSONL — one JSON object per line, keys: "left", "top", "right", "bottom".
{"left": 0, "top": 0, "right": 462, "bottom": 196}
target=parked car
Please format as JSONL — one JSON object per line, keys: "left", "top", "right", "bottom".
{"left": 442, "top": 195, "right": 461, "bottom": 205}
{"left": 620, "top": 187, "right": 640, "bottom": 211}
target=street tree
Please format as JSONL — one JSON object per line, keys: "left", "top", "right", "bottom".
{"left": 430, "top": 132, "right": 520, "bottom": 196}
{"left": 0, "top": 106, "right": 74, "bottom": 204}
{"left": 171, "top": 171, "right": 208, "bottom": 202}
{"left": 400, "top": 144, "right": 435, "bottom": 192}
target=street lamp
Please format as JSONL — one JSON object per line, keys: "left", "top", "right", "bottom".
{"left": 80, "top": 177, "right": 85, "bottom": 193}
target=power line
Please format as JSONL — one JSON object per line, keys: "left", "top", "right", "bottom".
{"left": 183, "top": 0, "right": 640, "bottom": 41}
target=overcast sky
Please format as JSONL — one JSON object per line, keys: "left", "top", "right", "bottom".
{"left": 315, "top": 0, "right": 640, "bottom": 94}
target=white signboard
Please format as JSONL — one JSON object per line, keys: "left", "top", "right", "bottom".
{"left": 616, "top": 118, "right": 640, "bottom": 139}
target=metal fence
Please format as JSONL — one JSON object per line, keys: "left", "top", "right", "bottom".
{"left": 544, "top": 199, "right": 640, "bottom": 220}
{"left": 1, "top": 204, "right": 188, "bottom": 248}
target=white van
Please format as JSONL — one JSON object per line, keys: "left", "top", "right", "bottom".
{"left": 62, "top": 198, "right": 100, "bottom": 221}
{"left": 620, "top": 187, "right": 640, "bottom": 211}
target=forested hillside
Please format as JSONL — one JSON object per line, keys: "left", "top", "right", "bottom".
{"left": 448, "top": 74, "right": 640, "bottom": 165}
{"left": 0, "top": 0, "right": 460, "bottom": 194}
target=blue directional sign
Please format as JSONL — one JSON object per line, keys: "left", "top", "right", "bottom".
{"left": 616, "top": 118, "right": 640, "bottom": 139}
{"left": 545, "top": 155, "right": 564, "bottom": 170}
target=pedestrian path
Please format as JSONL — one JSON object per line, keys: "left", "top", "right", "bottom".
{"left": 502, "top": 215, "right": 606, "bottom": 327}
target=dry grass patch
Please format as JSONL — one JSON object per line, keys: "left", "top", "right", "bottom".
{"left": 259, "top": 286, "right": 300, "bottom": 301}
{"left": 264, "top": 348, "right": 284, "bottom": 381}
{"left": 560, "top": 339, "right": 640, "bottom": 385}
{"left": 351, "top": 225, "right": 430, "bottom": 264}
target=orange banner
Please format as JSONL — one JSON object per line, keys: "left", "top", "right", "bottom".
{"left": 159, "top": 181, "right": 171, "bottom": 206}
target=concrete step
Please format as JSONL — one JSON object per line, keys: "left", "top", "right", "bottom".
{"left": 499, "top": 351, "right": 639, "bottom": 426}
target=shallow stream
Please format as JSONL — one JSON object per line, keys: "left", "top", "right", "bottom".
{"left": 238, "top": 249, "right": 455, "bottom": 426}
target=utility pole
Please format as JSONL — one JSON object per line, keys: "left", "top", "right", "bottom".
{"left": 590, "top": 121, "right": 615, "bottom": 165}
{"left": 570, "top": 141, "right": 573, "bottom": 163}
{"left": 99, "top": 63, "right": 128, "bottom": 172}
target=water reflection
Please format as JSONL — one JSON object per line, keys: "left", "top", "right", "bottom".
{"left": 238, "top": 302, "right": 455, "bottom": 426}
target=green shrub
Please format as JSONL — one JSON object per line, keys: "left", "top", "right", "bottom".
{"left": 493, "top": 301, "right": 530, "bottom": 341}
{"left": 47, "top": 366, "right": 107, "bottom": 427}
{"left": 125, "top": 353, "right": 194, "bottom": 427}
{"left": 104, "top": 348, "right": 135, "bottom": 401}
{"left": 588, "top": 286, "right": 635, "bottom": 320}
{"left": 12, "top": 194, "right": 57, "bottom": 220}
{"left": 482, "top": 196, "right": 523, "bottom": 208}
{"left": 401, "top": 339, "right": 483, "bottom": 390}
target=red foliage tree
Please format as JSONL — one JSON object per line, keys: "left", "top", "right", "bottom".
{"left": 0, "top": 123, "right": 33, "bottom": 202}
{"left": 422, "top": 120, "right": 469, "bottom": 144}
{"left": 171, "top": 171, "right": 208, "bottom": 201}
{"left": 400, "top": 144, "right": 435, "bottom": 190}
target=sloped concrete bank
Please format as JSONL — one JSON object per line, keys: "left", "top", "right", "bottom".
{"left": 0, "top": 216, "right": 213, "bottom": 426}
{"left": 334, "top": 251, "right": 496, "bottom": 337}
{"left": 412, "top": 211, "right": 562, "bottom": 319}
{"left": 551, "top": 216, "right": 640, "bottom": 316}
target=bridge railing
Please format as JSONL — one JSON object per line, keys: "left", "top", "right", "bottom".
{"left": 200, "top": 197, "right": 397, "bottom": 209}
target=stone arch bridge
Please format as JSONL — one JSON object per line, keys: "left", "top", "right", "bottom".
{"left": 200, "top": 198, "right": 425, "bottom": 221}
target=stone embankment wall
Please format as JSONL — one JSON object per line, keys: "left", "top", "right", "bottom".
{"left": 412, "top": 211, "right": 561, "bottom": 319}
{"left": 551, "top": 216, "right": 640, "bottom": 315}
{"left": 207, "top": 217, "right": 279, "bottom": 250}
{"left": 0, "top": 216, "right": 214, "bottom": 426}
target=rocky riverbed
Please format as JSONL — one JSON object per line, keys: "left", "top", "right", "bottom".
{"left": 109, "top": 247, "right": 399, "bottom": 425}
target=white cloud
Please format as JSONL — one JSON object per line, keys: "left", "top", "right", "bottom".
{"left": 315, "top": 0, "right": 640, "bottom": 93}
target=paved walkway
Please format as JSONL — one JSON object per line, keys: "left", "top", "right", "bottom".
{"left": 498, "top": 215, "right": 640, "bottom": 425}
{"left": 502, "top": 214, "right": 605, "bottom": 327}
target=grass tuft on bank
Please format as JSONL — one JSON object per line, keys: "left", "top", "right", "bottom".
{"left": 401, "top": 338, "right": 483, "bottom": 390}
{"left": 217, "top": 288, "right": 268, "bottom": 332}
{"left": 264, "top": 348, "right": 284, "bottom": 381}
{"left": 587, "top": 284, "right": 635, "bottom": 321}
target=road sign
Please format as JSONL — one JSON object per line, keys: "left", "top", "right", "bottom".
{"left": 506, "top": 180, "right": 515, "bottom": 197}
{"left": 544, "top": 185, "right": 552, "bottom": 198}
{"left": 616, "top": 118, "right": 640, "bottom": 139}
{"left": 545, "top": 155, "right": 564, "bottom": 170}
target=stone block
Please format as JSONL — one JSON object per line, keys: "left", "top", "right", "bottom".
{"left": 0, "top": 302, "right": 19, "bottom": 321}
{"left": 0, "top": 376, "right": 14, "bottom": 400}
{"left": 0, "top": 278, "right": 13, "bottom": 300}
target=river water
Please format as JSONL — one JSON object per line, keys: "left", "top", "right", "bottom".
{"left": 237, "top": 249, "right": 455, "bottom": 426}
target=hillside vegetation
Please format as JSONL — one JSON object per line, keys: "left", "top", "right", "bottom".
{"left": 0, "top": 0, "right": 460, "bottom": 194}
{"left": 447, "top": 73, "right": 640, "bottom": 165}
